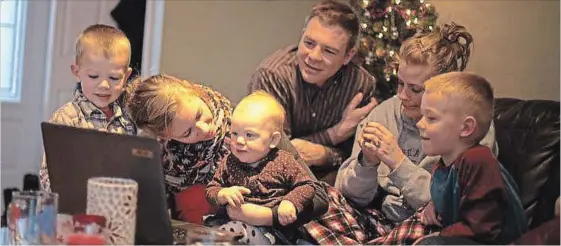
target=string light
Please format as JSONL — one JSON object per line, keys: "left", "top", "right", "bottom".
{"left": 354, "top": 0, "right": 437, "bottom": 95}
{"left": 362, "top": 0, "right": 370, "bottom": 7}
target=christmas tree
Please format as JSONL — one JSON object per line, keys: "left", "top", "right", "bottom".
{"left": 351, "top": 0, "right": 437, "bottom": 99}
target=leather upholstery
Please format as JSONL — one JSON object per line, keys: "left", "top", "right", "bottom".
{"left": 494, "top": 98, "right": 560, "bottom": 229}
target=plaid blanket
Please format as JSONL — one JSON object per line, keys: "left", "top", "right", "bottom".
{"left": 304, "top": 185, "right": 435, "bottom": 245}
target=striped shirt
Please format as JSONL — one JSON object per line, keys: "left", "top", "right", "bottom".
{"left": 40, "top": 85, "right": 137, "bottom": 191}
{"left": 248, "top": 45, "right": 377, "bottom": 167}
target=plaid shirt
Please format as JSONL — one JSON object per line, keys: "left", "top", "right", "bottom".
{"left": 39, "top": 88, "right": 136, "bottom": 191}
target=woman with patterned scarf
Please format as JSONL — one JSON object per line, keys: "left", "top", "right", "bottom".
{"left": 124, "top": 74, "right": 328, "bottom": 233}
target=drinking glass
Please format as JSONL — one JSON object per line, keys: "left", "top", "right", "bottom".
{"left": 7, "top": 190, "right": 58, "bottom": 245}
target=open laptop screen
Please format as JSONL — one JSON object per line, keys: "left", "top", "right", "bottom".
{"left": 41, "top": 122, "right": 173, "bottom": 244}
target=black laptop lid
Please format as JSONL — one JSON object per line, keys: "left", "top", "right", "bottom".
{"left": 41, "top": 122, "right": 173, "bottom": 245}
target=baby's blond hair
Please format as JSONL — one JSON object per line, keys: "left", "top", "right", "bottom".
{"left": 236, "top": 91, "right": 286, "bottom": 132}
{"left": 425, "top": 72, "right": 494, "bottom": 143}
{"left": 75, "top": 24, "right": 131, "bottom": 66}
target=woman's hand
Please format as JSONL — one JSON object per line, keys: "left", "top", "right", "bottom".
{"left": 360, "top": 122, "right": 406, "bottom": 170}
{"left": 226, "top": 203, "right": 273, "bottom": 226}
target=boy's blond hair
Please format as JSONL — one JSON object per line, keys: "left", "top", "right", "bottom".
{"left": 236, "top": 91, "right": 286, "bottom": 132}
{"left": 75, "top": 24, "right": 131, "bottom": 66}
{"left": 425, "top": 72, "right": 494, "bottom": 143}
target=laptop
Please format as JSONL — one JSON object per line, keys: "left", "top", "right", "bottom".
{"left": 41, "top": 122, "right": 173, "bottom": 245}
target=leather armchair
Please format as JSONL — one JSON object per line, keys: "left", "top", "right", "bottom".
{"left": 494, "top": 98, "right": 560, "bottom": 229}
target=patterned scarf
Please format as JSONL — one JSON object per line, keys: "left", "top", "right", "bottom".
{"left": 161, "top": 84, "right": 232, "bottom": 194}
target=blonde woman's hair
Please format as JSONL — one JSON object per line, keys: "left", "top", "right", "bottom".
{"left": 425, "top": 72, "right": 494, "bottom": 143}
{"left": 395, "top": 22, "right": 473, "bottom": 75}
{"left": 124, "top": 74, "right": 211, "bottom": 137}
{"left": 75, "top": 24, "right": 131, "bottom": 65}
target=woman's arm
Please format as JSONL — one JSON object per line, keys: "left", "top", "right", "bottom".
{"left": 226, "top": 183, "right": 328, "bottom": 228}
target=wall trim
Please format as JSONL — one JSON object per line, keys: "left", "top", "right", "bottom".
{"left": 141, "top": 0, "right": 165, "bottom": 78}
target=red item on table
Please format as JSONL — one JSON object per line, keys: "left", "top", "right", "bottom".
{"left": 72, "top": 214, "right": 106, "bottom": 234}
{"left": 67, "top": 233, "right": 105, "bottom": 245}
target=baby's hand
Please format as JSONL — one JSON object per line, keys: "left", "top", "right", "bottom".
{"left": 278, "top": 200, "right": 297, "bottom": 226}
{"left": 420, "top": 201, "right": 441, "bottom": 227}
{"left": 217, "top": 186, "right": 251, "bottom": 207}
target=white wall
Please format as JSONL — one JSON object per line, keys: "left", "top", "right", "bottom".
{"left": 429, "top": 0, "right": 559, "bottom": 100}
{"left": 160, "top": 0, "right": 318, "bottom": 104}
{"left": 159, "top": 0, "right": 560, "bottom": 102}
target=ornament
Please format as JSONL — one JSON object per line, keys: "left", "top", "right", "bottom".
{"left": 377, "top": 33, "right": 384, "bottom": 39}
{"left": 375, "top": 48, "right": 386, "bottom": 57}
{"left": 373, "top": 22, "right": 383, "bottom": 32}
{"left": 365, "top": 51, "right": 374, "bottom": 65}
{"left": 391, "top": 31, "right": 399, "bottom": 39}
{"left": 396, "top": 0, "right": 401, "bottom": 4}
{"left": 361, "top": 23, "right": 368, "bottom": 29}
{"left": 390, "top": 27, "right": 399, "bottom": 39}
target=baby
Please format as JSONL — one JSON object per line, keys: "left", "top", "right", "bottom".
{"left": 206, "top": 91, "right": 316, "bottom": 244}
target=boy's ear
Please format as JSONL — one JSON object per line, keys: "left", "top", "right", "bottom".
{"left": 269, "top": 131, "right": 282, "bottom": 149}
{"left": 70, "top": 64, "right": 79, "bottom": 80}
{"left": 460, "top": 115, "right": 477, "bottom": 138}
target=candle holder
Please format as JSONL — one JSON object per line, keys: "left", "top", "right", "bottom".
{"left": 86, "top": 177, "right": 138, "bottom": 245}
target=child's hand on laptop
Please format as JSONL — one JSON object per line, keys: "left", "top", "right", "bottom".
{"left": 217, "top": 186, "right": 251, "bottom": 207}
